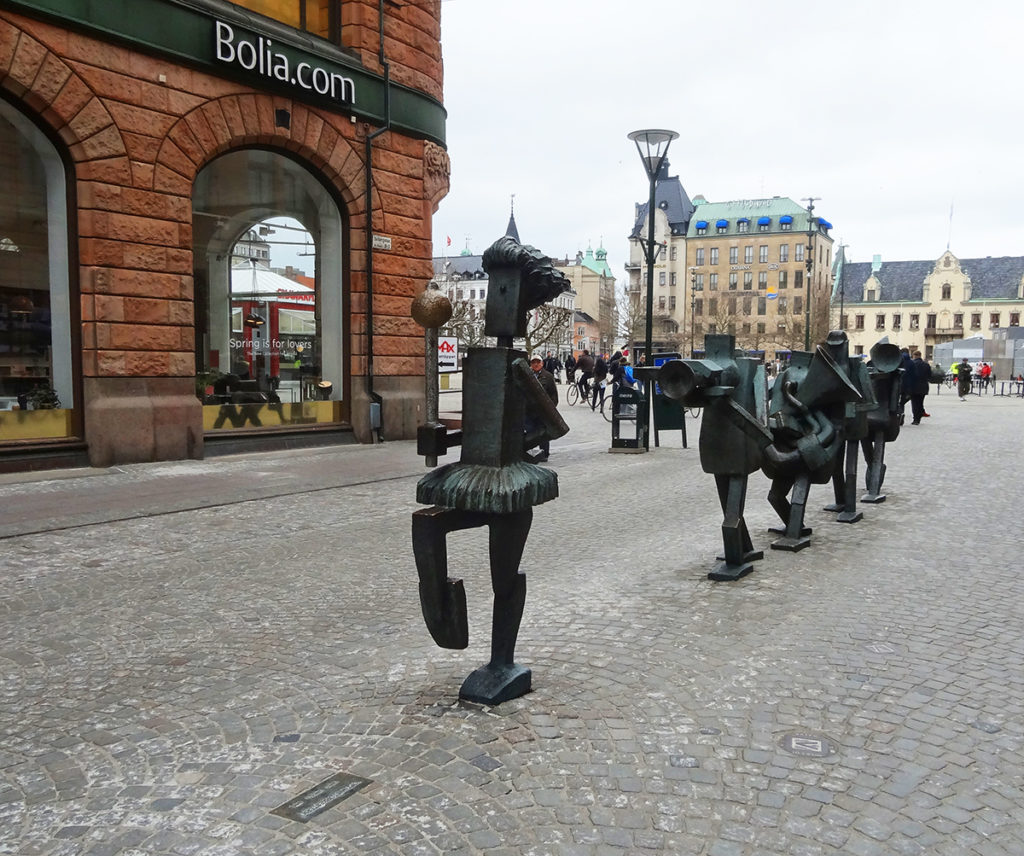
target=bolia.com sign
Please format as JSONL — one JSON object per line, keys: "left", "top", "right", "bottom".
{"left": 214, "top": 21, "right": 356, "bottom": 105}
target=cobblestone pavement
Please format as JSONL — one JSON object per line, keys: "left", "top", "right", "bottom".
{"left": 1, "top": 388, "right": 1023, "bottom": 855}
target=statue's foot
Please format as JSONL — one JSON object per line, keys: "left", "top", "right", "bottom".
{"left": 770, "top": 535, "right": 811, "bottom": 552}
{"left": 459, "top": 663, "right": 531, "bottom": 706}
{"left": 708, "top": 560, "right": 756, "bottom": 582}
{"left": 836, "top": 510, "right": 863, "bottom": 524}
{"left": 823, "top": 502, "right": 843, "bottom": 512}
{"left": 860, "top": 492, "right": 886, "bottom": 504}
{"left": 768, "top": 525, "right": 811, "bottom": 537}
{"left": 715, "top": 549, "right": 764, "bottom": 564}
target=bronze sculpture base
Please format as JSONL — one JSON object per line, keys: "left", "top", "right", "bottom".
{"left": 460, "top": 663, "right": 531, "bottom": 705}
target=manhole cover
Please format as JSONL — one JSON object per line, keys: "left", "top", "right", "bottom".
{"left": 272, "top": 771, "right": 372, "bottom": 822}
{"left": 778, "top": 732, "right": 837, "bottom": 757}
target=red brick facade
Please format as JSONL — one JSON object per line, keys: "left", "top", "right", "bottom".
{"left": 0, "top": 1, "right": 448, "bottom": 466}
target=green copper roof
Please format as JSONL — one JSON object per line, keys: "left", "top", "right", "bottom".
{"left": 580, "top": 245, "right": 613, "bottom": 277}
{"left": 688, "top": 197, "right": 817, "bottom": 237}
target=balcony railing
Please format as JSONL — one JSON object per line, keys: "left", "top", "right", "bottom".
{"left": 923, "top": 326, "right": 963, "bottom": 337}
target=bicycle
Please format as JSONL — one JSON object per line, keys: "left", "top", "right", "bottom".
{"left": 565, "top": 376, "right": 596, "bottom": 407}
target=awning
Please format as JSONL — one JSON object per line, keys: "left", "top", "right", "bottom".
{"left": 819, "top": 218, "right": 833, "bottom": 229}
{"left": 779, "top": 215, "right": 793, "bottom": 224}
{"left": 715, "top": 219, "right": 728, "bottom": 228}
{"left": 757, "top": 216, "right": 771, "bottom": 225}
{"left": 695, "top": 220, "right": 708, "bottom": 229}
{"left": 737, "top": 217, "right": 750, "bottom": 224}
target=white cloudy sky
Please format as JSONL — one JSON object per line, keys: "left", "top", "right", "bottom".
{"left": 430, "top": 0, "right": 1021, "bottom": 279}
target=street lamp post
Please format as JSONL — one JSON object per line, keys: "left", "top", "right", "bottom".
{"left": 690, "top": 271, "right": 701, "bottom": 358}
{"left": 802, "top": 197, "right": 818, "bottom": 350}
{"left": 628, "top": 129, "right": 678, "bottom": 363}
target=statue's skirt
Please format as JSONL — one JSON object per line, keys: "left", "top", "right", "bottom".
{"left": 416, "top": 462, "right": 558, "bottom": 514}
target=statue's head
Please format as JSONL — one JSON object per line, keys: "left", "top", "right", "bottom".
{"left": 482, "top": 236, "right": 569, "bottom": 339}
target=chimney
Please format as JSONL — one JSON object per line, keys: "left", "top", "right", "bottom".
{"left": 871, "top": 254, "right": 882, "bottom": 274}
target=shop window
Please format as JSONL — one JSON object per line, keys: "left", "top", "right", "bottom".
{"left": 231, "top": 0, "right": 340, "bottom": 43}
{"left": 0, "top": 101, "right": 75, "bottom": 440}
{"left": 193, "top": 148, "right": 346, "bottom": 432}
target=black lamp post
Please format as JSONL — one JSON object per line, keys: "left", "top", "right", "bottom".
{"left": 690, "top": 271, "right": 701, "bottom": 358}
{"left": 628, "top": 129, "right": 678, "bottom": 363}
{"left": 802, "top": 197, "right": 818, "bottom": 350}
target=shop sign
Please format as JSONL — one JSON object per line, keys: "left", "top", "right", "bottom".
{"left": 215, "top": 22, "right": 355, "bottom": 105}
{"left": 438, "top": 336, "right": 458, "bottom": 373}
{"left": 372, "top": 235, "right": 392, "bottom": 251}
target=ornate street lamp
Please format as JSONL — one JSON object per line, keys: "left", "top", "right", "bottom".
{"left": 628, "top": 129, "right": 678, "bottom": 363}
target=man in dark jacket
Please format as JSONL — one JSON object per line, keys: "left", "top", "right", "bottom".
{"left": 575, "top": 350, "right": 595, "bottom": 400}
{"left": 909, "top": 351, "right": 932, "bottom": 424}
{"left": 590, "top": 353, "right": 608, "bottom": 410}
{"left": 525, "top": 355, "right": 558, "bottom": 461}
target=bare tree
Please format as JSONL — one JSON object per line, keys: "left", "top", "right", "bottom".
{"left": 441, "top": 300, "right": 486, "bottom": 348}
{"left": 523, "top": 304, "right": 572, "bottom": 357}
{"left": 617, "top": 282, "right": 647, "bottom": 353}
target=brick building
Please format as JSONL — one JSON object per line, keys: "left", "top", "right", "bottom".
{"left": 0, "top": 0, "right": 448, "bottom": 469}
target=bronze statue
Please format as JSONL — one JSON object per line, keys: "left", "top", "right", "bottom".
{"left": 658, "top": 334, "right": 769, "bottom": 580}
{"left": 762, "top": 334, "right": 862, "bottom": 551}
{"left": 412, "top": 236, "right": 568, "bottom": 705}
{"left": 822, "top": 332, "right": 878, "bottom": 523}
{"left": 861, "top": 338, "right": 903, "bottom": 503}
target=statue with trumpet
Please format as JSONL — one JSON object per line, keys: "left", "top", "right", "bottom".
{"left": 860, "top": 337, "right": 904, "bottom": 503}
{"left": 658, "top": 333, "right": 770, "bottom": 580}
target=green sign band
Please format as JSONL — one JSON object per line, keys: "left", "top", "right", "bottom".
{"left": 6, "top": 0, "right": 446, "bottom": 145}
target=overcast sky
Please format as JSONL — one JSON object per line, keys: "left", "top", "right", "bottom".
{"left": 430, "top": 0, "right": 1021, "bottom": 280}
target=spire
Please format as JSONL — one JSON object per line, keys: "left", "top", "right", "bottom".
{"left": 505, "top": 193, "right": 520, "bottom": 242}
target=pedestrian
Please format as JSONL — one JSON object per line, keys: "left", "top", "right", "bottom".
{"left": 979, "top": 361, "right": 992, "bottom": 391}
{"left": 543, "top": 351, "right": 560, "bottom": 383}
{"left": 909, "top": 350, "right": 932, "bottom": 424}
{"left": 590, "top": 352, "right": 608, "bottom": 411}
{"left": 575, "top": 349, "right": 595, "bottom": 400}
{"left": 524, "top": 354, "right": 557, "bottom": 461}
{"left": 898, "top": 347, "right": 914, "bottom": 423}
{"left": 564, "top": 351, "right": 576, "bottom": 387}
{"left": 957, "top": 357, "right": 972, "bottom": 400}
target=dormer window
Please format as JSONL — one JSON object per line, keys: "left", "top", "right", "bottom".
{"left": 941, "top": 283, "right": 952, "bottom": 300}
{"left": 866, "top": 289, "right": 875, "bottom": 302}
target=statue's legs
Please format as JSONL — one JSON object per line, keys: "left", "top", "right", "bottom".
{"left": 412, "top": 506, "right": 487, "bottom": 650}
{"left": 459, "top": 508, "right": 534, "bottom": 705}
{"left": 826, "top": 440, "right": 863, "bottom": 522}
{"left": 770, "top": 472, "right": 812, "bottom": 551}
{"left": 861, "top": 429, "right": 887, "bottom": 503}
{"left": 710, "top": 474, "right": 762, "bottom": 581}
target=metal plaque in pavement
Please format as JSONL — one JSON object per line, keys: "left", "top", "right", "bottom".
{"left": 778, "top": 732, "right": 837, "bottom": 758}
{"left": 271, "top": 771, "right": 372, "bottom": 822}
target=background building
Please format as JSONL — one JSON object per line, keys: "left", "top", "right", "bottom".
{"left": 625, "top": 167, "right": 833, "bottom": 360}
{"left": 832, "top": 249, "right": 1024, "bottom": 365}
{"left": 0, "top": 0, "right": 447, "bottom": 469}
{"left": 686, "top": 197, "right": 833, "bottom": 360}
{"left": 553, "top": 245, "right": 616, "bottom": 355}
{"left": 625, "top": 161, "right": 694, "bottom": 355}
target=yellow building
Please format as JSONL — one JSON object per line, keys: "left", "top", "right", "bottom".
{"left": 685, "top": 197, "right": 834, "bottom": 360}
{"left": 832, "top": 249, "right": 1024, "bottom": 361}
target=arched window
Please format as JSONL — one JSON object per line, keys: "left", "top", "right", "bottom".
{"left": 0, "top": 100, "right": 74, "bottom": 440}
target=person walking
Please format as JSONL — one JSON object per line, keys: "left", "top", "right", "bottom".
{"left": 590, "top": 352, "right": 609, "bottom": 411}
{"left": 543, "top": 351, "right": 561, "bottom": 383}
{"left": 957, "top": 357, "right": 973, "bottom": 401}
{"left": 898, "top": 347, "right": 914, "bottom": 424}
{"left": 524, "top": 354, "right": 557, "bottom": 462}
{"left": 564, "top": 351, "right": 576, "bottom": 388}
{"left": 909, "top": 350, "right": 932, "bottom": 424}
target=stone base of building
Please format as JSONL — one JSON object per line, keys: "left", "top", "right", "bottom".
{"left": 350, "top": 376, "right": 427, "bottom": 444}
{"left": 84, "top": 378, "right": 203, "bottom": 468}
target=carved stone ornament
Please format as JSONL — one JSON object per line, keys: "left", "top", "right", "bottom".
{"left": 423, "top": 141, "right": 450, "bottom": 208}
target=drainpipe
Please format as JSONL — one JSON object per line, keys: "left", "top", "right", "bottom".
{"left": 364, "top": 0, "right": 390, "bottom": 441}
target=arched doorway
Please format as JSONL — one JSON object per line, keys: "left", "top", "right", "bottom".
{"left": 0, "top": 98, "right": 75, "bottom": 442}
{"left": 192, "top": 148, "right": 348, "bottom": 435}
